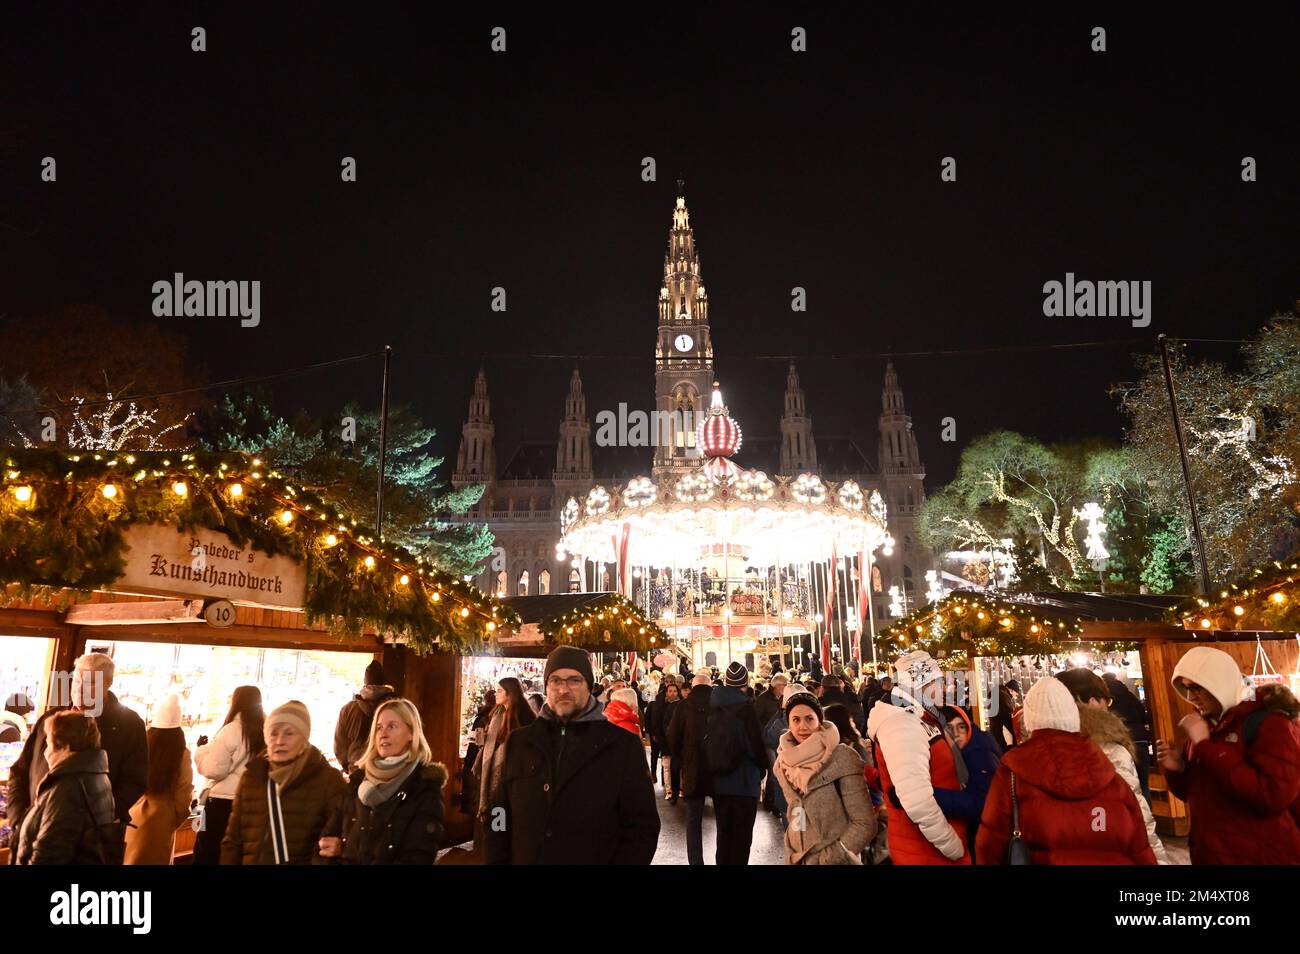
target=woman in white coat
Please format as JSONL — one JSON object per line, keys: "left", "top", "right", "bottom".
{"left": 192, "top": 686, "right": 265, "bottom": 865}
{"left": 1056, "top": 669, "right": 1170, "bottom": 864}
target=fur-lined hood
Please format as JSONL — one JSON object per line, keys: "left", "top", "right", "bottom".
{"left": 1076, "top": 704, "right": 1135, "bottom": 759}
{"left": 421, "top": 762, "right": 449, "bottom": 787}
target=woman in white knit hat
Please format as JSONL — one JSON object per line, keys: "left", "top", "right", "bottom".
{"left": 124, "top": 693, "right": 193, "bottom": 865}
{"left": 1157, "top": 645, "right": 1300, "bottom": 865}
{"left": 976, "top": 677, "right": 1156, "bottom": 865}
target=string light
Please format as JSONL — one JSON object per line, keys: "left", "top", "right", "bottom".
{"left": 229, "top": 483, "right": 244, "bottom": 498}
{"left": 101, "top": 484, "right": 118, "bottom": 499}
{"left": 171, "top": 481, "right": 188, "bottom": 497}
{"left": 13, "top": 486, "right": 33, "bottom": 503}
{"left": 279, "top": 509, "right": 294, "bottom": 525}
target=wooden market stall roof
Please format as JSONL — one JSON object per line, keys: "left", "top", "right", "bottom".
{"left": 877, "top": 588, "right": 1188, "bottom": 662}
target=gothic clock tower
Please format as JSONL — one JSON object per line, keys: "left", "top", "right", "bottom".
{"left": 653, "top": 182, "right": 715, "bottom": 477}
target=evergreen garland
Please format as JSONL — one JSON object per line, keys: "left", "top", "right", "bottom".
{"left": 0, "top": 448, "right": 516, "bottom": 654}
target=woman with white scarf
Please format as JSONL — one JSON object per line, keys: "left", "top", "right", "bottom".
{"left": 318, "top": 698, "right": 447, "bottom": 865}
{"left": 774, "top": 691, "right": 877, "bottom": 865}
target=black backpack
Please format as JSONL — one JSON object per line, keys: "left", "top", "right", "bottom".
{"left": 703, "top": 704, "right": 745, "bottom": 775}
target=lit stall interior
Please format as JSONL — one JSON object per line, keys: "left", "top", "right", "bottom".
{"left": 102, "top": 639, "right": 373, "bottom": 771}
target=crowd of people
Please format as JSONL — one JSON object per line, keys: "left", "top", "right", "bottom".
{"left": 6, "top": 642, "right": 1299, "bottom": 866}
{"left": 5, "top": 654, "right": 445, "bottom": 866}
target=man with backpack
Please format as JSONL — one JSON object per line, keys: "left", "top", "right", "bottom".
{"left": 333, "top": 660, "right": 396, "bottom": 775}
{"left": 707, "top": 662, "right": 769, "bottom": 864}
{"left": 1157, "top": 645, "right": 1300, "bottom": 864}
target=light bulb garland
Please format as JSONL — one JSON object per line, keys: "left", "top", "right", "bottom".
{"left": 0, "top": 448, "right": 518, "bottom": 653}
{"left": 537, "top": 592, "right": 668, "bottom": 652}
{"left": 1170, "top": 557, "right": 1300, "bottom": 634}
{"left": 875, "top": 590, "right": 1116, "bottom": 668}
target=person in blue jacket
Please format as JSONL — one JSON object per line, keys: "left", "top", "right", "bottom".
{"left": 932, "top": 704, "right": 1001, "bottom": 863}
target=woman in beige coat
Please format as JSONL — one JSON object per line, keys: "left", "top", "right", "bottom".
{"left": 125, "top": 694, "right": 194, "bottom": 865}
{"left": 774, "top": 690, "right": 877, "bottom": 865}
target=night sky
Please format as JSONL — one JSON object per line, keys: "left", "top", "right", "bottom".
{"left": 3, "top": 9, "right": 1296, "bottom": 486}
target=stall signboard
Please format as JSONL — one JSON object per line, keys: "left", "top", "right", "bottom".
{"left": 110, "top": 524, "right": 307, "bottom": 610}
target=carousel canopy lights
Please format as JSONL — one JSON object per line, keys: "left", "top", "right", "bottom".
{"left": 560, "top": 469, "right": 888, "bottom": 569}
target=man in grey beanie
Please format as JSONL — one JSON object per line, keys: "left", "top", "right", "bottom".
{"left": 485, "top": 645, "right": 659, "bottom": 864}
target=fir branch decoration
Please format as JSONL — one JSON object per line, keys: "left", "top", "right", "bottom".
{"left": 0, "top": 448, "right": 515, "bottom": 654}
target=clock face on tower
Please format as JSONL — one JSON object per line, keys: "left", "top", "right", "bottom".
{"left": 674, "top": 333, "right": 694, "bottom": 353}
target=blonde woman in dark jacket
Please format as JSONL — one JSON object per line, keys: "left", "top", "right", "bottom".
{"left": 774, "top": 691, "right": 876, "bottom": 865}
{"left": 318, "top": 698, "right": 446, "bottom": 865}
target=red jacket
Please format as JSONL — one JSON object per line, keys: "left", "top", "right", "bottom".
{"left": 875, "top": 714, "right": 971, "bottom": 865}
{"left": 604, "top": 700, "right": 642, "bottom": 737}
{"left": 1164, "top": 700, "right": 1300, "bottom": 865}
{"left": 977, "top": 729, "right": 1156, "bottom": 865}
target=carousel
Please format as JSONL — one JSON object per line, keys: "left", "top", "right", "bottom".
{"left": 557, "top": 383, "right": 892, "bottom": 674}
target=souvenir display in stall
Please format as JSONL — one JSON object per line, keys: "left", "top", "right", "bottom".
{"left": 107, "top": 640, "right": 372, "bottom": 770}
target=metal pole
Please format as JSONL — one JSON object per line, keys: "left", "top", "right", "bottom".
{"left": 866, "top": 549, "right": 878, "bottom": 672}
{"left": 375, "top": 345, "right": 393, "bottom": 540}
{"left": 1157, "top": 334, "right": 1211, "bottom": 594}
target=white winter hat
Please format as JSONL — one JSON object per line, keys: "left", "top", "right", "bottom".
{"left": 151, "top": 693, "right": 183, "bottom": 730}
{"left": 1021, "top": 677, "right": 1080, "bottom": 734}
{"left": 1172, "top": 646, "right": 1244, "bottom": 716}
{"left": 893, "top": 650, "right": 943, "bottom": 688}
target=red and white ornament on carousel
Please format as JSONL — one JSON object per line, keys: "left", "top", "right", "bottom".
{"left": 697, "top": 381, "right": 743, "bottom": 485}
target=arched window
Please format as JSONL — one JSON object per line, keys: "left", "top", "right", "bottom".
{"left": 539, "top": 569, "right": 551, "bottom": 595}
{"left": 518, "top": 570, "right": 530, "bottom": 596}
{"left": 601, "top": 569, "right": 612, "bottom": 591}
{"left": 872, "top": 565, "right": 883, "bottom": 592}
{"left": 495, "top": 571, "right": 507, "bottom": 598}
{"left": 568, "top": 569, "right": 581, "bottom": 592}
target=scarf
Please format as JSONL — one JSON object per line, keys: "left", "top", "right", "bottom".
{"left": 359, "top": 752, "right": 418, "bottom": 807}
{"left": 267, "top": 746, "right": 311, "bottom": 789}
{"left": 265, "top": 748, "right": 310, "bottom": 865}
{"left": 778, "top": 721, "right": 840, "bottom": 796}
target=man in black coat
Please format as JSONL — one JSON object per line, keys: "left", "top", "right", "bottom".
{"left": 485, "top": 646, "right": 659, "bottom": 865}
{"left": 6, "top": 654, "right": 147, "bottom": 850}
{"left": 666, "top": 671, "right": 716, "bottom": 865}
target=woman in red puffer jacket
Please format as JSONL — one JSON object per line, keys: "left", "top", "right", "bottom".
{"left": 978, "top": 677, "right": 1156, "bottom": 865}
